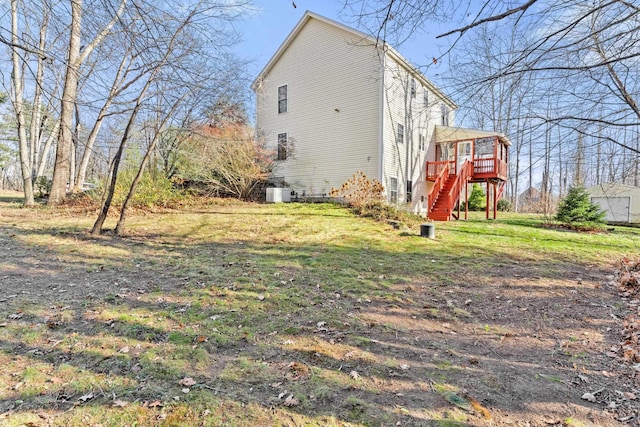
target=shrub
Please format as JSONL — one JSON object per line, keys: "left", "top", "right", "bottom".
{"left": 467, "top": 183, "right": 486, "bottom": 211}
{"left": 35, "top": 176, "right": 51, "bottom": 198}
{"left": 113, "top": 169, "right": 192, "bottom": 209}
{"left": 329, "top": 171, "right": 385, "bottom": 210}
{"left": 330, "top": 172, "right": 423, "bottom": 227}
{"left": 179, "top": 127, "right": 276, "bottom": 201}
{"left": 555, "top": 186, "right": 606, "bottom": 226}
{"left": 497, "top": 198, "right": 512, "bottom": 212}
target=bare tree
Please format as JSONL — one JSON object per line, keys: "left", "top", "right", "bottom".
{"left": 48, "top": 0, "right": 127, "bottom": 205}
{"left": 10, "top": 0, "right": 34, "bottom": 205}
{"left": 90, "top": 0, "right": 250, "bottom": 235}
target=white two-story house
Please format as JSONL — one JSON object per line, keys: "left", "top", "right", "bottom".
{"left": 253, "top": 11, "right": 509, "bottom": 219}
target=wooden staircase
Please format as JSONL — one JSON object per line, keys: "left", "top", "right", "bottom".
{"left": 428, "top": 174, "right": 457, "bottom": 221}
{"left": 427, "top": 160, "right": 473, "bottom": 221}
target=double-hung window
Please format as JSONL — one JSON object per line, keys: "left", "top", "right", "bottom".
{"left": 441, "top": 104, "right": 449, "bottom": 126}
{"left": 389, "top": 177, "right": 398, "bottom": 204}
{"left": 277, "top": 133, "right": 288, "bottom": 160}
{"left": 397, "top": 124, "right": 404, "bottom": 144}
{"left": 278, "top": 85, "right": 287, "bottom": 114}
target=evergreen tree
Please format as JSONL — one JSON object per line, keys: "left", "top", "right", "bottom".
{"left": 467, "top": 183, "right": 486, "bottom": 211}
{"left": 555, "top": 186, "right": 605, "bottom": 225}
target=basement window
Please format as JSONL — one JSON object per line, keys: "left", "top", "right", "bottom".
{"left": 389, "top": 177, "right": 398, "bottom": 204}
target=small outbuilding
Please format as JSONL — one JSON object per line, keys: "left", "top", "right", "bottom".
{"left": 586, "top": 183, "right": 640, "bottom": 225}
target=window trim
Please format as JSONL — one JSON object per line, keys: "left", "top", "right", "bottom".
{"left": 441, "top": 103, "right": 449, "bottom": 126}
{"left": 397, "top": 123, "right": 404, "bottom": 144}
{"left": 278, "top": 85, "right": 288, "bottom": 114}
{"left": 277, "top": 132, "right": 288, "bottom": 160}
{"left": 389, "top": 177, "right": 398, "bottom": 204}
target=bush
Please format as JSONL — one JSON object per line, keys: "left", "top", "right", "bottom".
{"left": 329, "top": 171, "right": 385, "bottom": 210}
{"left": 497, "top": 198, "right": 512, "bottom": 212}
{"left": 179, "top": 127, "right": 276, "bottom": 200}
{"left": 113, "top": 169, "right": 192, "bottom": 209}
{"left": 555, "top": 186, "right": 606, "bottom": 226}
{"left": 35, "top": 176, "right": 51, "bottom": 198}
{"left": 467, "top": 183, "right": 486, "bottom": 211}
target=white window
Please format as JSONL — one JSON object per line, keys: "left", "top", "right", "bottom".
{"left": 458, "top": 141, "right": 471, "bottom": 157}
{"left": 389, "top": 177, "right": 398, "bottom": 204}
{"left": 423, "top": 90, "right": 429, "bottom": 108}
{"left": 277, "top": 133, "right": 288, "bottom": 160}
{"left": 278, "top": 85, "right": 287, "bottom": 114}
{"left": 441, "top": 104, "right": 449, "bottom": 126}
{"left": 419, "top": 134, "right": 426, "bottom": 151}
{"left": 397, "top": 124, "right": 404, "bottom": 144}
{"left": 410, "top": 79, "right": 416, "bottom": 98}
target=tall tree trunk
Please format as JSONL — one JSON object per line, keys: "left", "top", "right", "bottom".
{"left": 49, "top": 0, "right": 127, "bottom": 205}
{"left": 115, "top": 91, "right": 187, "bottom": 235}
{"left": 49, "top": 0, "right": 82, "bottom": 205}
{"left": 91, "top": 103, "right": 140, "bottom": 235}
{"left": 11, "top": 0, "right": 35, "bottom": 206}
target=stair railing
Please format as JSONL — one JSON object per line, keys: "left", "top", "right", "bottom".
{"left": 444, "top": 159, "right": 473, "bottom": 211}
{"left": 427, "top": 161, "right": 450, "bottom": 211}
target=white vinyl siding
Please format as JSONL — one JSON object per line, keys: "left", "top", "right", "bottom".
{"left": 255, "top": 18, "right": 381, "bottom": 194}
{"left": 381, "top": 55, "right": 445, "bottom": 214}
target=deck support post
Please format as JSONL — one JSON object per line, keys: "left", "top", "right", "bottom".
{"left": 493, "top": 181, "right": 497, "bottom": 220}
{"left": 485, "top": 180, "right": 489, "bottom": 220}
{"left": 464, "top": 182, "right": 468, "bottom": 220}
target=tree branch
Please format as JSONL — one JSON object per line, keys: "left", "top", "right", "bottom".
{"left": 437, "top": 0, "right": 538, "bottom": 38}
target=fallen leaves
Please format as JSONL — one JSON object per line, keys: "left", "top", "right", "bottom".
{"left": 283, "top": 394, "right": 299, "bottom": 407}
{"left": 113, "top": 399, "right": 129, "bottom": 408}
{"left": 442, "top": 391, "right": 491, "bottom": 420}
{"left": 179, "top": 377, "right": 196, "bottom": 387}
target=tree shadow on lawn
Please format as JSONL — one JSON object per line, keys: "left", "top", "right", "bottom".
{"left": 0, "top": 223, "right": 634, "bottom": 425}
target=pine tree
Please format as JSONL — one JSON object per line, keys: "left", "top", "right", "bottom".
{"left": 467, "top": 183, "right": 486, "bottom": 211}
{"left": 555, "top": 186, "right": 605, "bottom": 225}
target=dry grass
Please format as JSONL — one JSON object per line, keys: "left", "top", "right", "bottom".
{"left": 0, "top": 197, "right": 639, "bottom": 426}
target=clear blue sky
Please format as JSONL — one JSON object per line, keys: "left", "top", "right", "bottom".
{"left": 237, "top": 0, "right": 450, "bottom": 81}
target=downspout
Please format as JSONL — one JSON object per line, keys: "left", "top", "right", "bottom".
{"left": 378, "top": 47, "right": 386, "bottom": 186}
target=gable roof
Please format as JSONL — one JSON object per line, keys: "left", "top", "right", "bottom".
{"left": 251, "top": 10, "right": 455, "bottom": 108}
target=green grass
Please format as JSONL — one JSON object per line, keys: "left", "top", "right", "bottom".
{"left": 0, "top": 202, "right": 638, "bottom": 426}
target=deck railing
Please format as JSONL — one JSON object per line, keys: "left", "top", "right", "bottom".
{"left": 426, "top": 161, "right": 455, "bottom": 180}
{"left": 472, "top": 157, "right": 508, "bottom": 179}
{"left": 446, "top": 159, "right": 473, "bottom": 212}
{"left": 428, "top": 158, "right": 507, "bottom": 181}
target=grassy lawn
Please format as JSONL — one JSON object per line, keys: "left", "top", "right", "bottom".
{"left": 0, "top": 201, "right": 638, "bottom": 426}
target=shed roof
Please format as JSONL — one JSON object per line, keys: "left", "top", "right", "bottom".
{"left": 434, "top": 125, "right": 512, "bottom": 146}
